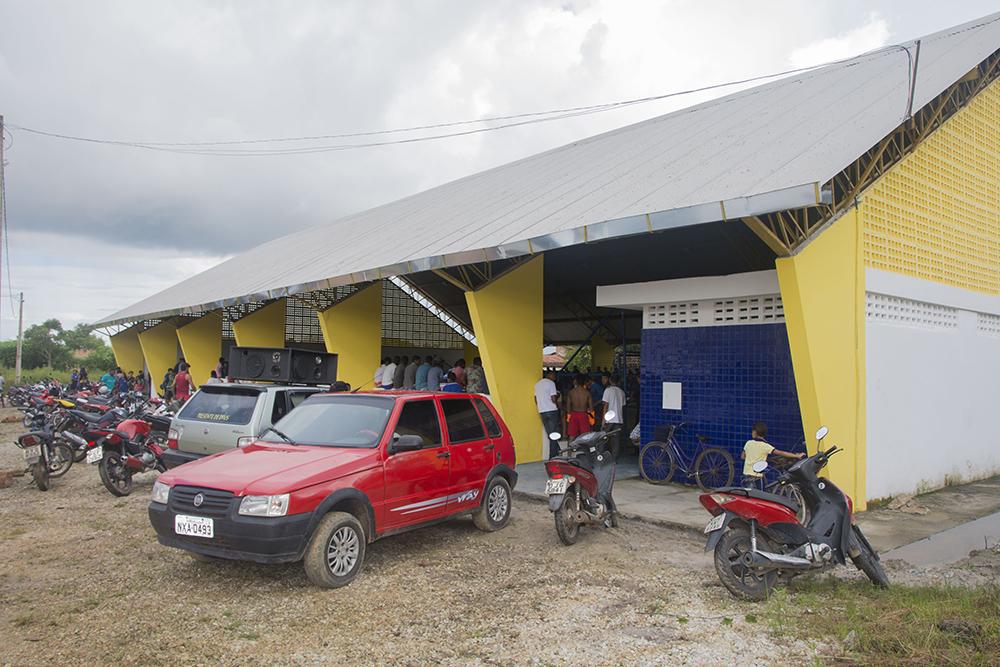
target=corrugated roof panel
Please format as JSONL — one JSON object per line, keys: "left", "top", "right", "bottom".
{"left": 96, "top": 13, "right": 1000, "bottom": 325}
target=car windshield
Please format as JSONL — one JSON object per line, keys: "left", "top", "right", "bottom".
{"left": 258, "top": 395, "right": 394, "bottom": 448}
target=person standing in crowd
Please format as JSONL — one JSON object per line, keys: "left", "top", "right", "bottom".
{"left": 0, "top": 372, "right": 6, "bottom": 407}
{"left": 450, "top": 359, "right": 467, "bottom": 389}
{"left": 382, "top": 357, "right": 398, "bottom": 390}
{"left": 206, "top": 370, "right": 221, "bottom": 385}
{"left": 215, "top": 356, "right": 227, "bottom": 381}
{"left": 567, "top": 374, "right": 593, "bottom": 440}
{"left": 101, "top": 368, "right": 115, "bottom": 393}
{"left": 440, "top": 372, "right": 462, "bottom": 393}
{"left": 466, "top": 357, "right": 487, "bottom": 394}
{"left": 373, "top": 357, "right": 388, "bottom": 389}
{"left": 601, "top": 374, "right": 626, "bottom": 458}
{"left": 393, "top": 355, "right": 407, "bottom": 390}
{"left": 173, "top": 363, "right": 193, "bottom": 404}
{"left": 427, "top": 358, "right": 444, "bottom": 390}
{"left": 161, "top": 366, "right": 176, "bottom": 401}
{"left": 403, "top": 356, "right": 419, "bottom": 390}
{"left": 116, "top": 369, "right": 129, "bottom": 395}
{"left": 69, "top": 369, "right": 79, "bottom": 392}
{"left": 79, "top": 366, "right": 89, "bottom": 386}
{"left": 415, "top": 355, "right": 432, "bottom": 390}
{"left": 534, "top": 370, "right": 561, "bottom": 459}
{"left": 589, "top": 374, "right": 607, "bottom": 430}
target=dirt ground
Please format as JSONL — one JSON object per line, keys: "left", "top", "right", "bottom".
{"left": 0, "top": 408, "right": 993, "bottom": 666}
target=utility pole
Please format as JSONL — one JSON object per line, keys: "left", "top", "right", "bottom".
{"left": 15, "top": 292, "right": 23, "bottom": 384}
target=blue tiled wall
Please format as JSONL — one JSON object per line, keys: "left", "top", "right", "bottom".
{"left": 640, "top": 324, "right": 804, "bottom": 484}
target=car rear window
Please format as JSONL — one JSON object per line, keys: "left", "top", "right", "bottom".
{"left": 178, "top": 389, "right": 260, "bottom": 425}
{"left": 474, "top": 399, "right": 502, "bottom": 438}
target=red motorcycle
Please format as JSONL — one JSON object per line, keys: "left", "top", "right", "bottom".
{"left": 544, "top": 412, "right": 620, "bottom": 545}
{"left": 86, "top": 419, "right": 167, "bottom": 496}
{"left": 700, "top": 426, "right": 888, "bottom": 600}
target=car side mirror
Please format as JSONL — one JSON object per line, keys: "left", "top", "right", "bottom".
{"left": 751, "top": 460, "right": 768, "bottom": 474}
{"left": 389, "top": 434, "right": 424, "bottom": 454}
{"left": 815, "top": 425, "right": 829, "bottom": 442}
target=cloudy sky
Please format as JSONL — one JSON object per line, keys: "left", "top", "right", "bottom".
{"left": 0, "top": 0, "right": 995, "bottom": 337}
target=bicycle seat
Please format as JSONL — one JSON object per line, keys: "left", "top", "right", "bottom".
{"left": 716, "top": 487, "right": 800, "bottom": 514}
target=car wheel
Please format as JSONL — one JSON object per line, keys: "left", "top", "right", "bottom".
{"left": 473, "top": 476, "right": 511, "bottom": 532}
{"left": 303, "top": 512, "right": 366, "bottom": 589}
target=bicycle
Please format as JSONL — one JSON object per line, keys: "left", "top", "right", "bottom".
{"left": 638, "top": 423, "right": 734, "bottom": 492}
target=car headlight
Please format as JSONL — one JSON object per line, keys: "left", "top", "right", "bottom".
{"left": 238, "top": 494, "right": 290, "bottom": 517}
{"left": 151, "top": 480, "right": 171, "bottom": 504}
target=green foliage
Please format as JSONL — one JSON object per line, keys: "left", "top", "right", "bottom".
{"left": 1, "top": 319, "right": 117, "bottom": 373}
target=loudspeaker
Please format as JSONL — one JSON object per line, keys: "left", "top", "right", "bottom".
{"left": 229, "top": 347, "right": 338, "bottom": 385}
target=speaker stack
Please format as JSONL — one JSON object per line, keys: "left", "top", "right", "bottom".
{"left": 229, "top": 347, "right": 338, "bottom": 385}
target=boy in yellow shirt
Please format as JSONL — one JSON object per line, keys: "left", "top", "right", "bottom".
{"left": 742, "top": 421, "right": 804, "bottom": 487}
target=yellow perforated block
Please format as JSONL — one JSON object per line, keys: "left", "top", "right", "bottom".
{"left": 862, "top": 79, "right": 1000, "bottom": 293}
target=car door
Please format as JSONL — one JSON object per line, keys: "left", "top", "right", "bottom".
{"left": 382, "top": 398, "right": 451, "bottom": 529}
{"left": 440, "top": 397, "right": 491, "bottom": 513}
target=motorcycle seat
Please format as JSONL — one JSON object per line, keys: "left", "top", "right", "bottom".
{"left": 68, "top": 409, "right": 111, "bottom": 424}
{"left": 716, "top": 487, "right": 800, "bottom": 514}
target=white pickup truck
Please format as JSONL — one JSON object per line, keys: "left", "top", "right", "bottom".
{"left": 162, "top": 383, "right": 322, "bottom": 468}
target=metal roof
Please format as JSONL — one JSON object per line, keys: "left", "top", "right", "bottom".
{"left": 97, "top": 13, "right": 1000, "bottom": 326}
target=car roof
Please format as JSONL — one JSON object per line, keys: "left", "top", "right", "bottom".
{"left": 314, "top": 390, "right": 489, "bottom": 400}
{"left": 198, "top": 383, "right": 324, "bottom": 392}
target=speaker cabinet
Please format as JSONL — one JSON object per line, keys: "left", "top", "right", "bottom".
{"left": 229, "top": 347, "right": 338, "bottom": 385}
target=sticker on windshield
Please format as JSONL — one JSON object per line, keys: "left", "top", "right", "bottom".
{"left": 196, "top": 413, "right": 232, "bottom": 422}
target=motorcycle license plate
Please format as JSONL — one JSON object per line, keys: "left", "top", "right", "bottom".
{"left": 545, "top": 478, "right": 569, "bottom": 495}
{"left": 22, "top": 445, "right": 41, "bottom": 462}
{"left": 704, "top": 513, "right": 726, "bottom": 534}
{"left": 175, "top": 515, "right": 214, "bottom": 539}
{"left": 86, "top": 446, "right": 103, "bottom": 465}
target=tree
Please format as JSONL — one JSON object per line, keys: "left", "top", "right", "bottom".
{"left": 59, "top": 323, "right": 106, "bottom": 353}
{"left": 22, "top": 319, "right": 68, "bottom": 369}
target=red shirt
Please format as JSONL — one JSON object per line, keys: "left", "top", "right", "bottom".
{"left": 174, "top": 371, "right": 192, "bottom": 400}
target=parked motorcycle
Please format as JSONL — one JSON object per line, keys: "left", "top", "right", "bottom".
{"left": 15, "top": 427, "right": 74, "bottom": 491}
{"left": 544, "top": 412, "right": 620, "bottom": 545}
{"left": 87, "top": 418, "right": 167, "bottom": 496}
{"left": 700, "top": 426, "right": 888, "bottom": 600}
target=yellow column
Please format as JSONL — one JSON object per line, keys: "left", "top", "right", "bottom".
{"left": 176, "top": 311, "right": 223, "bottom": 388}
{"left": 232, "top": 299, "right": 286, "bottom": 348}
{"left": 776, "top": 208, "right": 866, "bottom": 509}
{"left": 317, "top": 283, "right": 383, "bottom": 390}
{"left": 590, "top": 335, "right": 615, "bottom": 371}
{"left": 109, "top": 325, "right": 145, "bottom": 375}
{"left": 138, "top": 320, "right": 180, "bottom": 397}
{"left": 466, "top": 256, "right": 544, "bottom": 463}
{"left": 462, "top": 341, "right": 479, "bottom": 363}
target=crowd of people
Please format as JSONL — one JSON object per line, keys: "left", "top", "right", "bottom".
{"left": 373, "top": 355, "right": 488, "bottom": 393}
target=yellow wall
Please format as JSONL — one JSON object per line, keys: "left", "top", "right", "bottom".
{"left": 138, "top": 320, "right": 180, "bottom": 397}
{"left": 863, "top": 79, "right": 999, "bottom": 292}
{"left": 176, "top": 311, "right": 222, "bottom": 388}
{"left": 466, "top": 256, "right": 545, "bottom": 463}
{"left": 232, "top": 299, "right": 286, "bottom": 348}
{"left": 462, "top": 341, "right": 479, "bottom": 364}
{"left": 591, "top": 336, "right": 615, "bottom": 370}
{"left": 317, "top": 283, "right": 382, "bottom": 390}
{"left": 109, "top": 326, "right": 144, "bottom": 375}
{"left": 776, "top": 208, "right": 866, "bottom": 509}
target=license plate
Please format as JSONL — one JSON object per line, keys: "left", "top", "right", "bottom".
{"left": 86, "top": 446, "right": 103, "bottom": 464}
{"left": 23, "top": 445, "right": 41, "bottom": 462}
{"left": 545, "top": 478, "right": 569, "bottom": 495}
{"left": 175, "top": 515, "right": 214, "bottom": 539}
{"left": 704, "top": 513, "right": 726, "bottom": 534}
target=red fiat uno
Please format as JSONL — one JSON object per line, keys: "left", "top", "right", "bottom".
{"left": 149, "top": 391, "right": 517, "bottom": 588}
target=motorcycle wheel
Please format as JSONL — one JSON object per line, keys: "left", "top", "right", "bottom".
{"left": 47, "top": 443, "right": 74, "bottom": 478}
{"left": 554, "top": 492, "right": 580, "bottom": 546}
{"left": 98, "top": 451, "right": 134, "bottom": 497}
{"left": 22, "top": 414, "right": 33, "bottom": 428}
{"left": 850, "top": 526, "right": 889, "bottom": 588}
{"left": 638, "top": 441, "right": 676, "bottom": 485}
{"left": 713, "top": 525, "right": 778, "bottom": 601}
{"left": 31, "top": 463, "right": 50, "bottom": 491}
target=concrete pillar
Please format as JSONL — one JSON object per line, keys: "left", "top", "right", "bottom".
{"left": 138, "top": 320, "right": 180, "bottom": 397}
{"left": 466, "top": 256, "right": 545, "bottom": 463}
{"left": 232, "top": 298, "right": 286, "bottom": 348}
{"left": 462, "top": 340, "right": 480, "bottom": 364}
{"left": 776, "top": 208, "right": 866, "bottom": 509}
{"left": 109, "top": 325, "right": 144, "bottom": 375}
{"left": 176, "top": 311, "right": 223, "bottom": 388}
{"left": 317, "top": 283, "right": 383, "bottom": 390}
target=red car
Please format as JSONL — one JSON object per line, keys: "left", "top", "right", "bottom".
{"left": 148, "top": 391, "right": 517, "bottom": 588}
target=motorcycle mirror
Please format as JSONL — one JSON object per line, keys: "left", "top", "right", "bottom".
{"left": 815, "top": 425, "right": 829, "bottom": 441}
{"left": 604, "top": 411, "right": 616, "bottom": 422}
{"left": 751, "top": 460, "right": 768, "bottom": 473}
{"left": 548, "top": 431, "right": 562, "bottom": 441}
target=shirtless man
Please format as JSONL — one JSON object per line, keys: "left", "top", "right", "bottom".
{"left": 566, "top": 374, "right": 593, "bottom": 439}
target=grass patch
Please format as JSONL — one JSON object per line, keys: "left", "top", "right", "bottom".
{"left": 764, "top": 578, "right": 1000, "bottom": 666}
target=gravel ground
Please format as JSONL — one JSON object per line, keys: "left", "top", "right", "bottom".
{"left": 1, "top": 406, "right": 987, "bottom": 666}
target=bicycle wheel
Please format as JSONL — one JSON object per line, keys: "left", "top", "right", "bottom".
{"left": 694, "top": 448, "right": 734, "bottom": 491}
{"left": 639, "top": 441, "right": 676, "bottom": 485}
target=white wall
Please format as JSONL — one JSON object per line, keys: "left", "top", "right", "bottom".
{"left": 866, "top": 270, "right": 1000, "bottom": 500}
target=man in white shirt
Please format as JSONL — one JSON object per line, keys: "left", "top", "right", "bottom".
{"left": 374, "top": 358, "right": 387, "bottom": 389}
{"left": 534, "top": 370, "right": 561, "bottom": 458}
{"left": 602, "top": 374, "right": 627, "bottom": 458}
{"left": 381, "top": 357, "right": 397, "bottom": 390}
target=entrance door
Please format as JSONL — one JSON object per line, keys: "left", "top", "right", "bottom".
{"left": 383, "top": 399, "right": 450, "bottom": 529}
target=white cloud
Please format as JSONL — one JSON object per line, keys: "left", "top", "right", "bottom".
{"left": 788, "top": 12, "right": 891, "bottom": 68}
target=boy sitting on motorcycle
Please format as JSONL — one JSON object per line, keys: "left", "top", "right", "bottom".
{"left": 742, "top": 421, "right": 804, "bottom": 487}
